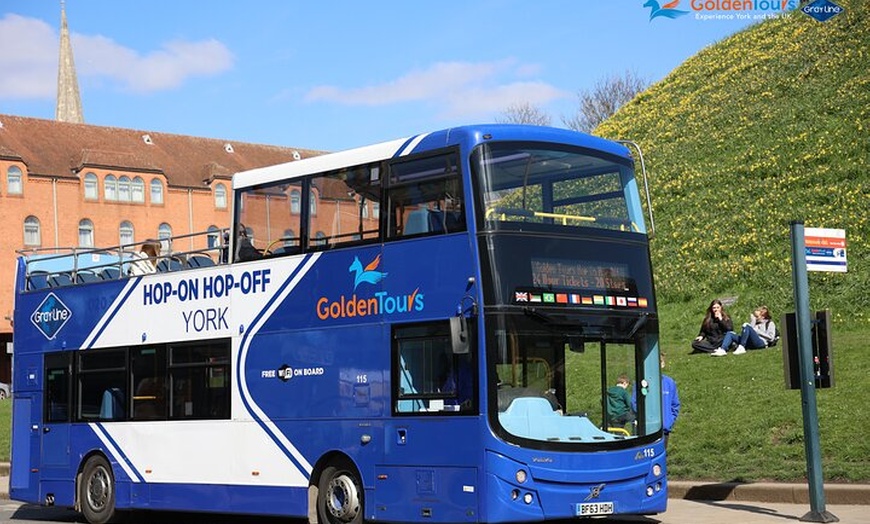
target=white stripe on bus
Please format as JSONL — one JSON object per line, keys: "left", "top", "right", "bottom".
{"left": 237, "top": 253, "right": 321, "bottom": 475}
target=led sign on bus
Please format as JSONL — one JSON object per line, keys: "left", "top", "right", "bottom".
{"left": 531, "top": 258, "right": 633, "bottom": 291}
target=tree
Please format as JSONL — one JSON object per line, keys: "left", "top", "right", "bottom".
{"left": 563, "top": 71, "right": 648, "bottom": 133}
{"left": 496, "top": 102, "right": 552, "bottom": 126}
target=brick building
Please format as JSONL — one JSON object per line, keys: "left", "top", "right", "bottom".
{"left": 0, "top": 114, "right": 319, "bottom": 382}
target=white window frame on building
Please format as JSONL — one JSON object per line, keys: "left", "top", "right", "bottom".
{"left": 118, "top": 176, "right": 131, "bottom": 202}
{"left": 207, "top": 225, "right": 221, "bottom": 249}
{"left": 132, "top": 177, "right": 145, "bottom": 203}
{"left": 79, "top": 219, "right": 95, "bottom": 247}
{"left": 105, "top": 175, "right": 118, "bottom": 201}
{"left": 24, "top": 215, "right": 41, "bottom": 246}
{"left": 215, "top": 183, "right": 227, "bottom": 209}
{"left": 7, "top": 165, "right": 23, "bottom": 195}
{"left": 120, "top": 220, "right": 134, "bottom": 246}
{"left": 151, "top": 179, "right": 164, "bottom": 204}
{"left": 290, "top": 189, "right": 301, "bottom": 214}
{"left": 84, "top": 172, "right": 99, "bottom": 200}
{"left": 158, "top": 222, "right": 172, "bottom": 254}
{"left": 313, "top": 231, "right": 326, "bottom": 246}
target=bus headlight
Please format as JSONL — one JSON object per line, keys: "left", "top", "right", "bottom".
{"left": 523, "top": 493, "right": 533, "bottom": 504}
{"left": 652, "top": 463, "right": 662, "bottom": 477}
{"left": 515, "top": 470, "right": 527, "bottom": 484}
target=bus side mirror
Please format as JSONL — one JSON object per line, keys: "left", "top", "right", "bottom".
{"left": 567, "top": 337, "right": 585, "bottom": 353}
{"left": 450, "top": 316, "right": 469, "bottom": 354}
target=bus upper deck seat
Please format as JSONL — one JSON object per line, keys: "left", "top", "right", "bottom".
{"left": 100, "top": 267, "right": 121, "bottom": 280}
{"left": 404, "top": 209, "right": 445, "bottom": 235}
{"left": 186, "top": 255, "right": 215, "bottom": 268}
{"left": 48, "top": 273, "right": 74, "bottom": 287}
{"left": 157, "top": 258, "right": 184, "bottom": 272}
{"left": 76, "top": 271, "right": 101, "bottom": 284}
{"left": 27, "top": 271, "right": 50, "bottom": 290}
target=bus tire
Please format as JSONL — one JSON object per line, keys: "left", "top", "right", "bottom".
{"left": 79, "top": 455, "right": 116, "bottom": 524}
{"left": 317, "top": 461, "right": 363, "bottom": 524}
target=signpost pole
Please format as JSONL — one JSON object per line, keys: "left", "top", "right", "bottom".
{"left": 789, "top": 221, "right": 838, "bottom": 523}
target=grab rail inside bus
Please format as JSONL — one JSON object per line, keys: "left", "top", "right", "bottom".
{"left": 485, "top": 207, "right": 639, "bottom": 233}
{"left": 616, "top": 140, "right": 655, "bottom": 237}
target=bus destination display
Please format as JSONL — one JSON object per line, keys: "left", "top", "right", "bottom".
{"left": 531, "top": 257, "right": 632, "bottom": 291}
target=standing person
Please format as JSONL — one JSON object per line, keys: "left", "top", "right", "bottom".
{"left": 661, "top": 354, "right": 681, "bottom": 450}
{"left": 730, "top": 306, "right": 778, "bottom": 355}
{"left": 691, "top": 299, "right": 735, "bottom": 356}
{"left": 630, "top": 355, "right": 681, "bottom": 448}
{"left": 606, "top": 374, "right": 636, "bottom": 428}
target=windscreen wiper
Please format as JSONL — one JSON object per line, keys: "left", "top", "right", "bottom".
{"left": 523, "top": 306, "right": 556, "bottom": 324}
{"left": 522, "top": 307, "right": 587, "bottom": 331}
{"left": 626, "top": 312, "right": 649, "bottom": 339}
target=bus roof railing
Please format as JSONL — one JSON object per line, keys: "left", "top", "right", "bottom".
{"left": 17, "top": 228, "right": 230, "bottom": 291}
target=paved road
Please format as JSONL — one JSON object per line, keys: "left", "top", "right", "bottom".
{"left": 2, "top": 472, "right": 866, "bottom": 523}
{"left": 0, "top": 499, "right": 865, "bottom": 524}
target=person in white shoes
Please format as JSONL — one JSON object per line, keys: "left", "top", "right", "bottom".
{"left": 730, "top": 306, "right": 778, "bottom": 354}
{"left": 691, "top": 300, "right": 736, "bottom": 356}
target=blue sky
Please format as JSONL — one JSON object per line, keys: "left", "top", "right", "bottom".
{"left": 0, "top": 1, "right": 775, "bottom": 152}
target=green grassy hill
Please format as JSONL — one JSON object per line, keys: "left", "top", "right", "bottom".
{"left": 597, "top": 0, "right": 869, "bottom": 481}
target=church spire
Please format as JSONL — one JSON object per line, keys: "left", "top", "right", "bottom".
{"left": 56, "top": 0, "right": 84, "bottom": 123}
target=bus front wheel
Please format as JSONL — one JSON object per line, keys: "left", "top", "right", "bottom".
{"left": 79, "top": 455, "right": 116, "bottom": 524}
{"left": 317, "top": 462, "right": 363, "bottom": 524}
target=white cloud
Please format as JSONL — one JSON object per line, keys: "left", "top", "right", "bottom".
{"left": 0, "top": 13, "right": 234, "bottom": 100}
{"left": 0, "top": 14, "right": 58, "bottom": 99}
{"left": 304, "top": 60, "right": 569, "bottom": 119}
{"left": 75, "top": 36, "right": 234, "bottom": 93}
{"left": 442, "top": 81, "right": 567, "bottom": 118}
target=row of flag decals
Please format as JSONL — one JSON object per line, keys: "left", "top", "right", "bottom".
{"left": 514, "top": 290, "right": 648, "bottom": 308}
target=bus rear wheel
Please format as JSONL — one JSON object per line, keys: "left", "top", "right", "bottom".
{"left": 317, "top": 462, "right": 363, "bottom": 524}
{"left": 79, "top": 455, "right": 116, "bottom": 524}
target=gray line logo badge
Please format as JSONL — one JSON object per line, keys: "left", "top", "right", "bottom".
{"left": 802, "top": 0, "right": 844, "bottom": 22}
{"left": 30, "top": 292, "right": 72, "bottom": 340}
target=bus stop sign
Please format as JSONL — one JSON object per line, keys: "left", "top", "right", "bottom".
{"left": 805, "top": 228, "right": 847, "bottom": 272}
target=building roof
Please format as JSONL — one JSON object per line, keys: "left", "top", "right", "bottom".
{"left": 0, "top": 114, "right": 322, "bottom": 189}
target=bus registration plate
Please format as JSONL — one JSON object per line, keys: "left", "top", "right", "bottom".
{"left": 576, "top": 502, "right": 614, "bottom": 516}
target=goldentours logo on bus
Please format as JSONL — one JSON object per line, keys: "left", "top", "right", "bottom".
{"left": 31, "top": 292, "right": 72, "bottom": 340}
{"left": 644, "top": 0, "right": 801, "bottom": 21}
{"left": 315, "top": 254, "right": 424, "bottom": 320}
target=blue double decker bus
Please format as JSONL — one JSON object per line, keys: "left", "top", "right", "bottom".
{"left": 11, "top": 124, "right": 665, "bottom": 523}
